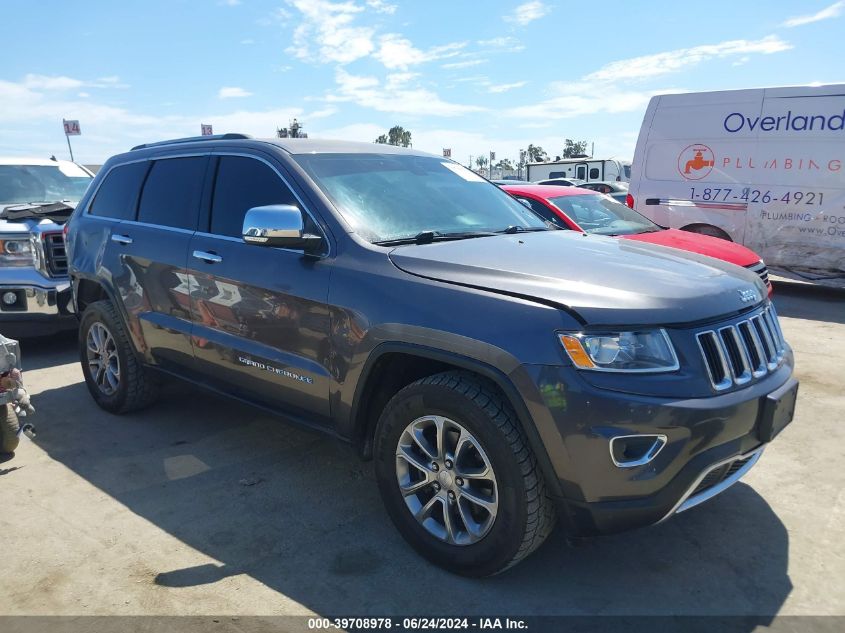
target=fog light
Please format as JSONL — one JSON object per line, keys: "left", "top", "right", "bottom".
{"left": 609, "top": 434, "right": 667, "bottom": 468}
{"left": 2, "top": 291, "right": 18, "bottom": 305}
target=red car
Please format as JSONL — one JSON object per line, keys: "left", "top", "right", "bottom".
{"left": 502, "top": 184, "right": 772, "bottom": 294}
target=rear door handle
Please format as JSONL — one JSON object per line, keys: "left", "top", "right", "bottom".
{"left": 192, "top": 250, "right": 223, "bottom": 264}
{"left": 111, "top": 234, "right": 133, "bottom": 245}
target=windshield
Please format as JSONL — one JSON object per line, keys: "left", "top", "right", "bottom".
{"left": 294, "top": 153, "right": 547, "bottom": 243}
{"left": 549, "top": 193, "right": 659, "bottom": 236}
{"left": 0, "top": 163, "right": 92, "bottom": 206}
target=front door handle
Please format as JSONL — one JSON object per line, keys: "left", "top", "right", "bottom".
{"left": 111, "top": 234, "right": 133, "bottom": 245}
{"left": 192, "top": 250, "right": 223, "bottom": 264}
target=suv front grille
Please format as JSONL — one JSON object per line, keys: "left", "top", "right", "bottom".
{"left": 745, "top": 261, "right": 770, "bottom": 286}
{"left": 43, "top": 231, "right": 68, "bottom": 277}
{"left": 696, "top": 304, "right": 786, "bottom": 391}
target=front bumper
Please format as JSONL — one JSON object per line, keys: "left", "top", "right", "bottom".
{"left": 516, "top": 358, "right": 796, "bottom": 536}
{"left": 0, "top": 268, "right": 75, "bottom": 334}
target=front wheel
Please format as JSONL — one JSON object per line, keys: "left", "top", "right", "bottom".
{"left": 374, "top": 371, "right": 556, "bottom": 576}
{"left": 79, "top": 300, "right": 159, "bottom": 413}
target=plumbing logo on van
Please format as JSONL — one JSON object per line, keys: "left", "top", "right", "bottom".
{"left": 678, "top": 144, "right": 715, "bottom": 180}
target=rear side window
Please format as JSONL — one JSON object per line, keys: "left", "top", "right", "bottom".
{"left": 210, "top": 156, "right": 299, "bottom": 238}
{"left": 589, "top": 168, "right": 600, "bottom": 179}
{"left": 137, "top": 157, "right": 207, "bottom": 230}
{"left": 88, "top": 162, "right": 148, "bottom": 220}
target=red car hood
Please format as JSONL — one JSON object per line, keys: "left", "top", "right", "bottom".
{"left": 622, "top": 228, "right": 760, "bottom": 267}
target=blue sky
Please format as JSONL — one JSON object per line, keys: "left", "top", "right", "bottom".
{"left": 3, "top": 0, "right": 844, "bottom": 165}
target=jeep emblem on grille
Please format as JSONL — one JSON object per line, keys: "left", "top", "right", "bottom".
{"left": 738, "top": 288, "right": 758, "bottom": 303}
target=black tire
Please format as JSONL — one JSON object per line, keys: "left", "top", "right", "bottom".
{"left": 682, "top": 223, "right": 733, "bottom": 241}
{"left": 0, "top": 404, "right": 20, "bottom": 454}
{"left": 79, "top": 300, "right": 159, "bottom": 413}
{"left": 374, "top": 371, "right": 556, "bottom": 576}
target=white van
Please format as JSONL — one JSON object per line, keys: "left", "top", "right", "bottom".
{"left": 527, "top": 158, "right": 631, "bottom": 183}
{"left": 629, "top": 84, "right": 845, "bottom": 286}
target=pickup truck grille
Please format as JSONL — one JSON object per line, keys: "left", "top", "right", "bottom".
{"left": 696, "top": 304, "right": 786, "bottom": 391}
{"left": 745, "top": 261, "right": 770, "bottom": 286}
{"left": 43, "top": 231, "right": 68, "bottom": 277}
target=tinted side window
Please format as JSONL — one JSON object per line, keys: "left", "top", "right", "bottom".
{"left": 88, "top": 162, "right": 148, "bottom": 220}
{"left": 518, "top": 197, "right": 569, "bottom": 229}
{"left": 210, "top": 156, "right": 300, "bottom": 238}
{"left": 137, "top": 157, "right": 206, "bottom": 230}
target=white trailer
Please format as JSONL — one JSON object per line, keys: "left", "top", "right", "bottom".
{"left": 526, "top": 158, "right": 632, "bottom": 183}
{"left": 628, "top": 83, "right": 845, "bottom": 286}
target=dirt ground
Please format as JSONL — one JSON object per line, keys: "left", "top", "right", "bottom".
{"left": 1, "top": 279, "right": 843, "bottom": 619}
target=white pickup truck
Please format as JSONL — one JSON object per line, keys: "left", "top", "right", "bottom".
{"left": 0, "top": 157, "right": 94, "bottom": 335}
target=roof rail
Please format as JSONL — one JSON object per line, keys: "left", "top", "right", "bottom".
{"left": 131, "top": 133, "right": 253, "bottom": 151}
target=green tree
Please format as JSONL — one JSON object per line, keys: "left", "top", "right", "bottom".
{"left": 526, "top": 144, "right": 548, "bottom": 163}
{"left": 562, "top": 139, "right": 589, "bottom": 158}
{"left": 495, "top": 159, "right": 514, "bottom": 171}
{"left": 475, "top": 155, "right": 488, "bottom": 171}
{"left": 374, "top": 125, "right": 412, "bottom": 147}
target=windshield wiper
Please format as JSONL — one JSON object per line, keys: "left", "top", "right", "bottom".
{"left": 499, "top": 225, "right": 549, "bottom": 234}
{"left": 374, "top": 230, "right": 498, "bottom": 246}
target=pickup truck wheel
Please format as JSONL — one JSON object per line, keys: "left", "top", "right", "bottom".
{"left": 79, "top": 300, "right": 158, "bottom": 413}
{"left": 374, "top": 371, "right": 556, "bottom": 576}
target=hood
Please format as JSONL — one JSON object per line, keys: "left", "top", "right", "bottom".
{"left": 622, "top": 228, "right": 761, "bottom": 267}
{"left": 388, "top": 231, "right": 768, "bottom": 326}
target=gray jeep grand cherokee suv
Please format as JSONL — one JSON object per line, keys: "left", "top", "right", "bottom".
{"left": 66, "top": 134, "right": 798, "bottom": 576}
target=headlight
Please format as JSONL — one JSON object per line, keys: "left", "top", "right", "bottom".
{"left": 558, "top": 329, "right": 679, "bottom": 373}
{"left": 0, "top": 235, "right": 36, "bottom": 267}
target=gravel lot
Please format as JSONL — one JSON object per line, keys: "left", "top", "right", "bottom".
{"left": 1, "top": 279, "right": 843, "bottom": 619}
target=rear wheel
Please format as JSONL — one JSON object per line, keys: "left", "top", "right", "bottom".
{"left": 79, "top": 300, "right": 159, "bottom": 413}
{"left": 374, "top": 371, "right": 556, "bottom": 576}
{"left": 682, "top": 223, "right": 733, "bottom": 241}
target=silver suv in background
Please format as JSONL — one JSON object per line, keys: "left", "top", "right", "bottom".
{"left": 0, "top": 157, "right": 93, "bottom": 336}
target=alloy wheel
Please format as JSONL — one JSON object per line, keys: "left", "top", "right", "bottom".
{"left": 86, "top": 322, "right": 121, "bottom": 396}
{"left": 395, "top": 415, "right": 498, "bottom": 545}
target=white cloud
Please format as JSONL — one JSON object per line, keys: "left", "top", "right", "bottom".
{"left": 505, "top": 1, "right": 548, "bottom": 25}
{"left": 477, "top": 36, "right": 517, "bottom": 47}
{"left": 442, "top": 59, "right": 486, "bottom": 70}
{"left": 285, "top": 0, "right": 375, "bottom": 64}
{"left": 219, "top": 0, "right": 241, "bottom": 5}
{"left": 488, "top": 81, "right": 526, "bottom": 93}
{"left": 0, "top": 75, "right": 341, "bottom": 162}
{"left": 23, "top": 75, "right": 85, "bottom": 91}
{"left": 366, "top": 0, "right": 396, "bottom": 13}
{"left": 77, "top": 92, "right": 90, "bottom": 98}
{"left": 782, "top": 1, "right": 844, "bottom": 27}
{"left": 241, "top": 38, "right": 255, "bottom": 45}
{"left": 505, "top": 82, "right": 679, "bottom": 120}
{"left": 327, "top": 68, "right": 485, "bottom": 117}
{"left": 585, "top": 35, "right": 792, "bottom": 82}
{"left": 18, "top": 74, "right": 128, "bottom": 91}
{"left": 218, "top": 86, "right": 253, "bottom": 98}
{"left": 374, "top": 34, "right": 465, "bottom": 69}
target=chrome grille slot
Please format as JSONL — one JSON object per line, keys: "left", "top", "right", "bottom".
{"left": 737, "top": 321, "right": 767, "bottom": 378}
{"left": 696, "top": 303, "right": 787, "bottom": 391}
{"left": 696, "top": 331, "right": 732, "bottom": 391}
{"left": 745, "top": 261, "right": 770, "bottom": 286}
{"left": 719, "top": 326, "right": 751, "bottom": 385}
{"left": 43, "top": 231, "right": 68, "bottom": 277}
{"left": 751, "top": 314, "right": 776, "bottom": 367}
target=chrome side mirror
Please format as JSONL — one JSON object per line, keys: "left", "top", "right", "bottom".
{"left": 242, "top": 204, "right": 322, "bottom": 253}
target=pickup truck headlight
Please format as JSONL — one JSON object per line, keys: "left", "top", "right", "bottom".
{"left": 0, "top": 235, "right": 36, "bottom": 267}
{"left": 558, "top": 329, "right": 679, "bottom": 372}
